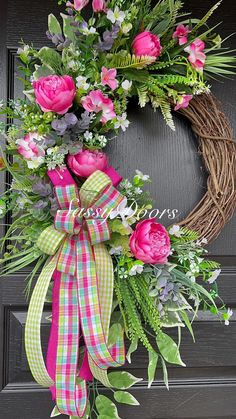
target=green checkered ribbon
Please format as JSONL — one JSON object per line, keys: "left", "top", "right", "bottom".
{"left": 25, "top": 255, "right": 57, "bottom": 387}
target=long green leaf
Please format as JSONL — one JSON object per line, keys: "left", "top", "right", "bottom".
{"left": 156, "top": 332, "right": 186, "bottom": 367}
{"left": 148, "top": 351, "right": 158, "bottom": 388}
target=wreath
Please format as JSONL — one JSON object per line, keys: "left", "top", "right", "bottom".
{"left": 0, "top": 0, "right": 235, "bottom": 418}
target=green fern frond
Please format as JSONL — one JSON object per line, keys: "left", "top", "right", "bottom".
{"left": 152, "top": 74, "right": 196, "bottom": 86}
{"left": 150, "top": 95, "right": 163, "bottom": 109}
{"left": 173, "top": 227, "right": 199, "bottom": 243}
{"left": 200, "top": 260, "right": 221, "bottom": 270}
{"left": 147, "top": 81, "right": 175, "bottom": 130}
{"left": 116, "top": 277, "right": 153, "bottom": 352}
{"left": 149, "top": 57, "right": 185, "bottom": 70}
{"left": 107, "top": 53, "right": 156, "bottom": 70}
{"left": 130, "top": 277, "right": 161, "bottom": 335}
{"left": 137, "top": 85, "right": 148, "bottom": 107}
{"left": 191, "top": 1, "right": 222, "bottom": 34}
{"left": 147, "top": 80, "right": 166, "bottom": 97}
{"left": 11, "top": 178, "right": 33, "bottom": 192}
{"left": 160, "top": 100, "right": 175, "bottom": 131}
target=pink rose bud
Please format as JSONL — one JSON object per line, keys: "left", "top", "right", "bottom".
{"left": 129, "top": 219, "right": 171, "bottom": 264}
{"left": 92, "top": 0, "right": 106, "bottom": 12}
{"left": 132, "top": 31, "right": 162, "bottom": 58}
{"left": 67, "top": 149, "right": 108, "bottom": 178}
{"left": 33, "top": 75, "right": 76, "bottom": 115}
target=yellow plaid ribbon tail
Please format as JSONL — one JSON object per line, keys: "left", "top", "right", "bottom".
{"left": 25, "top": 254, "right": 58, "bottom": 387}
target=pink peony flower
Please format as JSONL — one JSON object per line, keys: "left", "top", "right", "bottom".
{"left": 92, "top": 0, "right": 106, "bottom": 12}
{"left": 184, "top": 39, "right": 206, "bottom": 72}
{"left": 129, "top": 219, "right": 171, "bottom": 264}
{"left": 66, "top": 0, "right": 89, "bottom": 11}
{"left": 132, "top": 31, "right": 162, "bottom": 58}
{"left": 81, "top": 90, "right": 116, "bottom": 124}
{"left": 16, "top": 132, "right": 45, "bottom": 168}
{"left": 174, "top": 94, "right": 193, "bottom": 111}
{"left": 33, "top": 75, "right": 76, "bottom": 115}
{"left": 101, "top": 67, "right": 118, "bottom": 90}
{"left": 173, "top": 24, "right": 191, "bottom": 45}
{"left": 67, "top": 149, "right": 108, "bottom": 178}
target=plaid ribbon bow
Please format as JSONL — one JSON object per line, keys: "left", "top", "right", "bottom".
{"left": 25, "top": 170, "right": 125, "bottom": 417}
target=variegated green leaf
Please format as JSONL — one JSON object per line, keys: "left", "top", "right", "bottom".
{"left": 108, "top": 371, "right": 142, "bottom": 389}
{"left": 114, "top": 391, "right": 140, "bottom": 406}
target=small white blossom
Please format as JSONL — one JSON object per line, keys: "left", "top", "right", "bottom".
{"left": 123, "top": 180, "right": 132, "bottom": 190}
{"left": 86, "top": 26, "right": 96, "bottom": 34}
{"left": 129, "top": 264, "right": 144, "bottom": 276}
{"left": 186, "top": 271, "right": 196, "bottom": 283}
{"left": 169, "top": 225, "right": 183, "bottom": 237}
{"left": 119, "top": 267, "right": 128, "bottom": 279}
{"left": 17, "top": 44, "right": 30, "bottom": 55}
{"left": 135, "top": 169, "right": 150, "bottom": 181}
{"left": 47, "top": 148, "right": 54, "bottom": 155}
{"left": 110, "top": 197, "right": 135, "bottom": 229}
{"left": 134, "top": 187, "right": 142, "bottom": 195}
{"left": 98, "top": 135, "right": 107, "bottom": 147}
{"left": 107, "top": 7, "right": 125, "bottom": 24}
{"left": 225, "top": 308, "right": 233, "bottom": 326}
{"left": 67, "top": 60, "right": 76, "bottom": 69}
{"left": 208, "top": 269, "right": 221, "bottom": 284}
{"left": 109, "top": 246, "right": 123, "bottom": 255}
{"left": 196, "top": 237, "right": 208, "bottom": 246}
{"left": 121, "top": 79, "right": 132, "bottom": 92}
{"left": 76, "top": 76, "right": 90, "bottom": 91}
{"left": 84, "top": 131, "right": 93, "bottom": 141}
{"left": 114, "top": 113, "right": 130, "bottom": 132}
{"left": 81, "top": 26, "right": 97, "bottom": 35}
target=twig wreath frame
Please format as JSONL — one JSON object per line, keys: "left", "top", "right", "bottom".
{"left": 0, "top": 0, "right": 236, "bottom": 418}
{"left": 179, "top": 93, "right": 236, "bottom": 242}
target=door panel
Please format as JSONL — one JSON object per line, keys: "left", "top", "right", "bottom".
{"left": 0, "top": 0, "right": 235, "bottom": 418}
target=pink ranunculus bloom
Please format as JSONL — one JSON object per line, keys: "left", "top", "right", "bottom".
{"left": 66, "top": 0, "right": 89, "bottom": 11}
{"left": 172, "top": 24, "right": 191, "bottom": 45}
{"left": 81, "top": 90, "right": 116, "bottom": 124}
{"left": 92, "top": 0, "right": 106, "bottom": 12}
{"left": 101, "top": 67, "right": 118, "bottom": 91}
{"left": 174, "top": 94, "right": 193, "bottom": 111}
{"left": 16, "top": 133, "right": 45, "bottom": 168}
{"left": 132, "top": 31, "right": 162, "bottom": 58}
{"left": 184, "top": 39, "right": 206, "bottom": 72}
{"left": 67, "top": 149, "right": 108, "bottom": 178}
{"left": 33, "top": 75, "right": 76, "bottom": 115}
{"left": 129, "top": 219, "right": 171, "bottom": 264}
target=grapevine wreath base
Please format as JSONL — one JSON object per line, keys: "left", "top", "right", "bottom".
{"left": 179, "top": 93, "right": 236, "bottom": 242}
{"left": 0, "top": 0, "right": 236, "bottom": 418}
